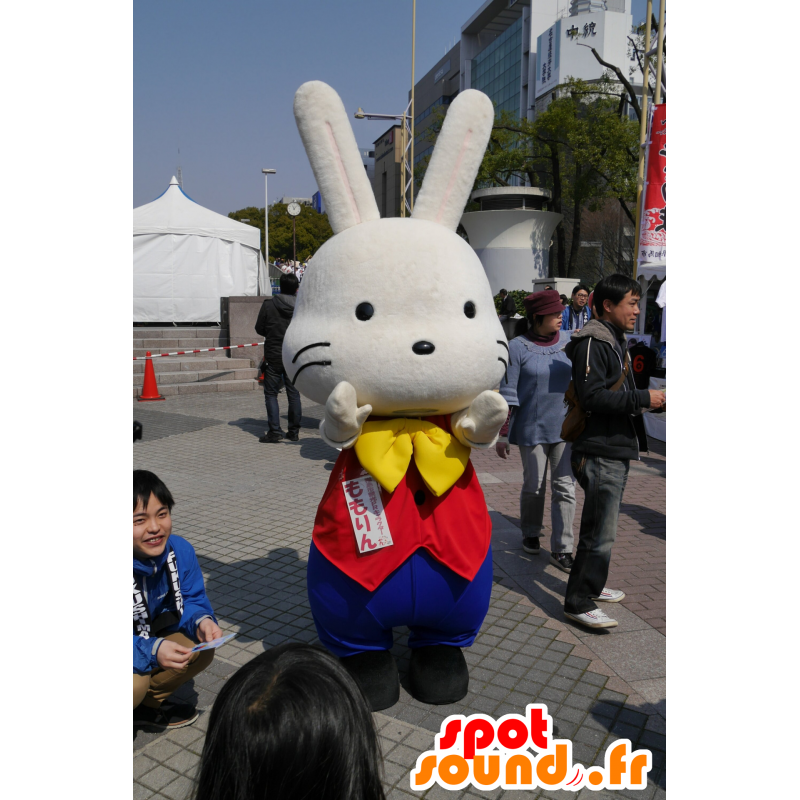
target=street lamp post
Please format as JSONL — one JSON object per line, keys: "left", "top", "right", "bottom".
{"left": 261, "top": 169, "right": 276, "bottom": 296}
{"left": 354, "top": 0, "right": 416, "bottom": 218}
{"left": 354, "top": 107, "right": 413, "bottom": 217}
{"left": 410, "top": 0, "right": 416, "bottom": 212}
{"left": 262, "top": 168, "right": 276, "bottom": 265}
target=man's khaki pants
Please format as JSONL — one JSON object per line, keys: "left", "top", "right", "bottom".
{"left": 133, "top": 632, "right": 215, "bottom": 709}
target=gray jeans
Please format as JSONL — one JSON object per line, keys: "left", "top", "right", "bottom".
{"left": 564, "top": 454, "right": 629, "bottom": 614}
{"left": 519, "top": 442, "right": 576, "bottom": 553}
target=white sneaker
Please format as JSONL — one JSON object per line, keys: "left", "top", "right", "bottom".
{"left": 564, "top": 608, "right": 618, "bottom": 629}
{"left": 590, "top": 588, "right": 626, "bottom": 603}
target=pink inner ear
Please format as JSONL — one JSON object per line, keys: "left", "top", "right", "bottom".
{"left": 435, "top": 129, "right": 472, "bottom": 226}
{"left": 326, "top": 121, "right": 361, "bottom": 226}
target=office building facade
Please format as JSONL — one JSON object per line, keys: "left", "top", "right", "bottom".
{"left": 371, "top": 126, "right": 403, "bottom": 218}
{"left": 412, "top": 42, "right": 461, "bottom": 171}
{"left": 413, "top": 0, "right": 641, "bottom": 133}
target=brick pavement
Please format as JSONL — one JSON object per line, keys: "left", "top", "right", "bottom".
{"left": 470, "top": 447, "right": 667, "bottom": 637}
{"left": 133, "top": 391, "right": 666, "bottom": 799}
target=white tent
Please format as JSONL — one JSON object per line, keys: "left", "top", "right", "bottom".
{"left": 638, "top": 261, "right": 665, "bottom": 282}
{"left": 133, "top": 177, "right": 270, "bottom": 323}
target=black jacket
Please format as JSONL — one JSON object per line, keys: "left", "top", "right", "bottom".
{"left": 499, "top": 295, "right": 517, "bottom": 317}
{"left": 255, "top": 294, "right": 296, "bottom": 368}
{"left": 564, "top": 320, "right": 650, "bottom": 460}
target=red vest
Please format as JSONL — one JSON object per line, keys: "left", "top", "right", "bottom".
{"left": 311, "top": 415, "right": 492, "bottom": 591}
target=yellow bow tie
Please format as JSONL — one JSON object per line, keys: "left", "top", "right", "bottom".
{"left": 354, "top": 419, "right": 470, "bottom": 497}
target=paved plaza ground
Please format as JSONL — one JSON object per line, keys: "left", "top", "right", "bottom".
{"left": 133, "top": 389, "right": 666, "bottom": 799}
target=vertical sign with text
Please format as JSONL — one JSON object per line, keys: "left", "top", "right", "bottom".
{"left": 638, "top": 103, "right": 666, "bottom": 265}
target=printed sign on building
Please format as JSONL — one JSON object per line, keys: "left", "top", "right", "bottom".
{"left": 535, "top": 20, "right": 561, "bottom": 98}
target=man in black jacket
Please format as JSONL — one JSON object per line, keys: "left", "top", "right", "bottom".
{"left": 562, "top": 275, "right": 665, "bottom": 630}
{"left": 498, "top": 289, "right": 518, "bottom": 340}
{"left": 255, "top": 273, "right": 301, "bottom": 443}
{"left": 498, "top": 289, "right": 517, "bottom": 320}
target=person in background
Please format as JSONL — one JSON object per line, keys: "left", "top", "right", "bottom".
{"left": 497, "top": 289, "right": 517, "bottom": 321}
{"left": 497, "top": 288, "right": 519, "bottom": 340}
{"left": 193, "top": 642, "right": 385, "bottom": 800}
{"left": 628, "top": 338, "right": 658, "bottom": 390}
{"left": 562, "top": 274, "right": 665, "bottom": 630}
{"left": 560, "top": 294, "right": 569, "bottom": 306}
{"left": 561, "top": 284, "right": 592, "bottom": 331}
{"left": 255, "top": 273, "right": 302, "bottom": 443}
{"left": 497, "top": 290, "right": 577, "bottom": 572}
{"left": 134, "top": 470, "right": 222, "bottom": 730}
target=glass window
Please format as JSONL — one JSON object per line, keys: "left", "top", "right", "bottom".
{"left": 471, "top": 17, "right": 522, "bottom": 119}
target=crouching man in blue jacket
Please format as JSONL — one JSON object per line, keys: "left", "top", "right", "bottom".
{"left": 133, "top": 470, "right": 222, "bottom": 730}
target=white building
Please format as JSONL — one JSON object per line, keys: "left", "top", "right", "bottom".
{"left": 454, "top": 0, "right": 642, "bottom": 123}
{"left": 533, "top": 1, "right": 641, "bottom": 114}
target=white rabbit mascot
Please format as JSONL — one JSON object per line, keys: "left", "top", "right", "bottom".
{"left": 284, "top": 81, "right": 509, "bottom": 711}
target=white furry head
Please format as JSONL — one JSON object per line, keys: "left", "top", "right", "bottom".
{"left": 284, "top": 82, "right": 506, "bottom": 415}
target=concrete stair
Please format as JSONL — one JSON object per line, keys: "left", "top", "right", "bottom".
{"left": 133, "top": 327, "right": 260, "bottom": 398}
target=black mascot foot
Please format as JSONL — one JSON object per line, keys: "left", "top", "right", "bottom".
{"left": 340, "top": 650, "right": 400, "bottom": 712}
{"left": 408, "top": 645, "right": 469, "bottom": 705}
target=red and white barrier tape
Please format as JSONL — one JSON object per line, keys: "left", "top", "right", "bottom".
{"left": 133, "top": 342, "right": 264, "bottom": 360}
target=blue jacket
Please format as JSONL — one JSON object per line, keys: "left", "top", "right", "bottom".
{"left": 133, "top": 535, "right": 216, "bottom": 674}
{"left": 561, "top": 305, "right": 591, "bottom": 331}
{"left": 499, "top": 333, "right": 573, "bottom": 447}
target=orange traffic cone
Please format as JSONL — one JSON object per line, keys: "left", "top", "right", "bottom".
{"left": 138, "top": 352, "right": 165, "bottom": 401}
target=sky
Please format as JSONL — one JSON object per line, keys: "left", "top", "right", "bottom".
{"left": 134, "top": 0, "right": 657, "bottom": 215}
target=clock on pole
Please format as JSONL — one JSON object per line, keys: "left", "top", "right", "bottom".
{"left": 286, "top": 203, "right": 302, "bottom": 265}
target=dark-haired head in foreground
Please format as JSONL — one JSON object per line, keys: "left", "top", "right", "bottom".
{"left": 133, "top": 469, "right": 175, "bottom": 513}
{"left": 193, "top": 642, "right": 385, "bottom": 800}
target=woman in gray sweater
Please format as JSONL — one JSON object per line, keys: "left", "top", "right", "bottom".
{"left": 497, "top": 290, "right": 577, "bottom": 572}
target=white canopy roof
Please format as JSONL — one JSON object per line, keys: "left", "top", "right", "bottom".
{"left": 133, "top": 176, "right": 260, "bottom": 249}
{"left": 638, "top": 260, "right": 666, "bottom": 281}
{"left": 133, "top": 177, "right": 267, "bottom": 323}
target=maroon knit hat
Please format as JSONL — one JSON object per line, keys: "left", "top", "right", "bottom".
{"left": 522, "top": 289, "right": 565, "bottom": 317}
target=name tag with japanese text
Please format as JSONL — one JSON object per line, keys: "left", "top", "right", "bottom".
{"left": 341, "top": 472, "right": 393, "bottom": 554}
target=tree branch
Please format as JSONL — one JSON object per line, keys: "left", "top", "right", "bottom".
{"left": 577, "top": 43, "right": 641, "bottom": 122}
{"left": 616, "top": 91, "right": 626, "bottom": 120}
{"left": 617, "top": 197, "right": 635, "bottom": 225}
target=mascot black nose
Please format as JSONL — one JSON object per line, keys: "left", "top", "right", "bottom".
{"left": 412, "top": 341, "right": 435, "bottom": 355}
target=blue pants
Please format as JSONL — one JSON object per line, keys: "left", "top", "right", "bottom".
{"left": 307, "top": 542, "right": 493, "bottom": 658}
{"left": 564, "top": 453, "right": 630, "bottom": 614}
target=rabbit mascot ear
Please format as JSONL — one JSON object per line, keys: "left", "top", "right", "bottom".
{"left": 411, "top": 88, "right": 494, "bottom": 231}
{"left": 293, "top": 81, "right": 380, "bottom": 234}
{"left": 290, "top": 81, "right": 507, "bottom": 712}
{"left": 293, "top": 80, "right": 494, "bottom": 234}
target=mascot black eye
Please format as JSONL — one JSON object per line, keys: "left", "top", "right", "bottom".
{"left": 464, "top": 301, "right": 476, "bottom": 319}
{"left": 355, "top": 302, "right": 374, "bottom": 321}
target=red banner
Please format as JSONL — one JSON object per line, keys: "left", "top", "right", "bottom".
{"left": 638, "top": 103, "right": 666, "bottom": 264}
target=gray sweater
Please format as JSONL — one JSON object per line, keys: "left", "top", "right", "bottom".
{"left": 499, "top": 333, "right": 573, "bottom": 447}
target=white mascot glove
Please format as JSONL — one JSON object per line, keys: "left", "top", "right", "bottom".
{"left": 451, "top": 390, "right": 509, "bottom": 450}
{"left": 318, "top": 381, "right": 373, "bottom": 450}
